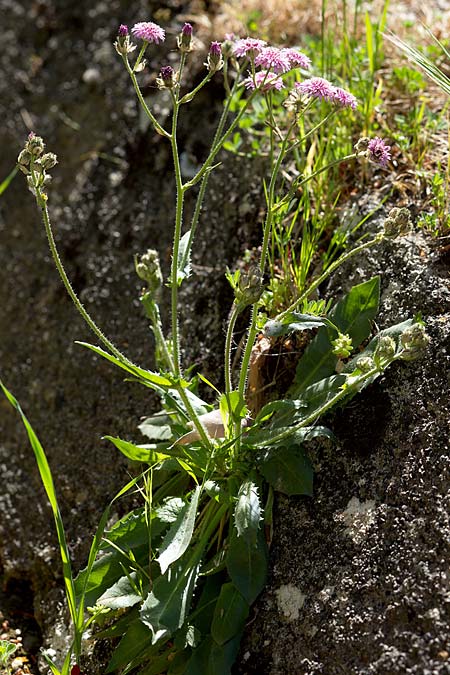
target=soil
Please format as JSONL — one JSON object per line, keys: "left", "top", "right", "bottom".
{"left": 0, "top": 1, "right": 449, "bottom": 675}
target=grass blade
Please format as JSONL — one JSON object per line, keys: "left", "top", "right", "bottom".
{"left": 0, "top": 166, "right": 18, "bottom": 197}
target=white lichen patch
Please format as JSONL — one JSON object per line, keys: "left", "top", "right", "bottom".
{"left": 335, "top": 496, "right": 377, "bottom": 544}
{"left": 275, "top": 584, "right": 306, "bottom": 621}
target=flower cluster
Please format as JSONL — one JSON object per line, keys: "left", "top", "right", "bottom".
{"left": 295, "top": 77, "right": 357, "bottom": 109}
{"left": 244, "top": 71, "right": 284, "bottom": 92}
{"left": 17, "top": 132, "right": 57, "bottom": 198}
{"left": 131, "top": 21, "right": 165, "bottom": 44}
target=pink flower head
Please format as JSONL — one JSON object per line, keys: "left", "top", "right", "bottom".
{"left": 295, "top": 77, "right": 336, "bottom": 102}
{"left": 244, "top": 71, "right": 284, "bottom": 91}
{"left": 368, "top": 137, "right": 391, "bottom": 166}
{"left": 281, "top": 48, "right": 311, "bottom": 70}
{"left": 118, "top": 24, "right": 128, "bottom": 37}
{"left": 254, "top": 46, "right": 291, "bottom": 74}
{"left": 131, "top": 21, "right": 165, "bottom": 44}
{"left": 233, "top": 37, "right": 267, "bottom": 59}
{"left": 209, "top": 41, "right": 222, "bottom": 58}
{"left": 333, "top": 86, "right": 357, "bottom": 109}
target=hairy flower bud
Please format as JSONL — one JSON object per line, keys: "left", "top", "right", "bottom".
{"left": 177, "top": 23, "right": 193, "bottom": 52}
{"left": 17, "top": 149, "right": 31, "bottom": 166}
{"left": 383, "top": 207, "right": 411, "bottom": 238}
{"left": 332, "top": 332, "right": 353, "bottom": 359}
{"left": 40, "top": 152, "right": 58, "bottom": 171}
{"left": 26, "top": 133, "right": 45, "bottom": 157}
{"left": 206, "top": 41, "right": 223, "bottom": 73}
{"left": 374, "top": 335, "right": 396, "bottom": 365}
{"left": 400, "top": 323, "right": 430, "bottom": 361}
{"left": 135, "top": 249, "right": 163, "bottom": 294}
{"left": 114, "top": 24, "right": 136, "bottom": 56}
{"left": 235, "top": 266, "right": 264, "bottom": 308}
{"left": 356, "top": 356, "right": 375, "bottom": 373}
{"left": 156, "top": 65, "right": 177, "bottom": 89}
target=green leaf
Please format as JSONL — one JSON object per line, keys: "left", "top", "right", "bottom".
{"left": 290, "top": 276, "right": 380, "bottom": 396}
{"left": 0, "top": 640, "right": 18, "bottom": 665}
{"left": 105, "top": 619, "right": 154, "bottom": 673}
{"left": 211, "top": 583, "right": 250, "bottom": 646}
{"left": 226, "top": 527, "right": 268, "bottom": 605}
{"left": 0, "top": 382, "right": 77, "bottom": 628}
{"left": 76, "top": 342, "right": 173, "bottom": 387}
{"left": 257, "top": 444, "right": 313, "bottom": 496}
{"left": 155, "top": 497, "right": 186, "bottom": 524}
{"left": 254, "top": 398, "right": 307, "bottom": 426}
{"left": 177, "top": 229, "right": 192, "bottom": 285}
{"left": 138, "top": 414, "right": 173, "bottom": 441}
{"left": 190, "top": 574, "right": 223, "bottom": 635}
{"left": 97, "top": 573, "right": 142, "bottom": 609}
{"left": 157, "top": 486, "right": 201, "bottom": 575}
{"left": 103, "top": 435, "right": 171, "bottom": 463}
{"left": 140, "top": 557, "right": 201, "bottom": 644}
{"left": 264, "top": 313, "right": 331, "bottom": 338}
{"left": 185, "top": 632, "right": 244, "bottom": 675}
{"left": 234, "top": 481, "right": 261, "bottom": 546}
{"left": 0, "top": 166, "right": 18, "bottom": 197}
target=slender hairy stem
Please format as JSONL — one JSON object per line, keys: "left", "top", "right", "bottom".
{"left": 34, "top": 185, "right": 137, "bottom": 369}
{"left": 277, "top": 233, "right": 384, "bottom": 320}
{"left": 169, "top": 93, "right": 185, "bottom": 378}
{"left": 122, "top": 55, "right": 170, "bottom": 138}
{"left": 224, "top": 302, "right": 241, "bottom": 395}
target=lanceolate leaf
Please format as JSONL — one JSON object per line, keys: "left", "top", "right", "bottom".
{"left": 104, "top": 436, "right": 171, "bottom": 463}
{"left": 211, "top": 583, "right": 249, "bottom": 646}
{"left": 290, "top": 276, "right": 380, "bottom": 396}
{"left": 234, "top": 481, "right": 261, "bottom": 546}
{"left": 140, "top": 558, "right": 201, "bottom": 644}
{"left": 264, "top": 313, "right": 330, "bottom": 338}
{"left": 226, "top": 527, "right": 268, "bottom": 605}
{"left": 76, "top": 342, "right": 173, "bottom": 387}
{"left": 257, "top": 444, "right": 314, "bottom": 496}
{"left": 157, "top": 486, "right": 201, "bottom": 575}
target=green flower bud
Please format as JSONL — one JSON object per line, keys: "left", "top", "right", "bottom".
{"left": 235, "top": 265, "right": 264, "bottom": 308}
{"left": 374, "top": 335, "right": 396, "bottom": 363}
{"left": 356, "top": 356, "right": 375, "bottom": 373}
{"left": 332, "top": 332, "right": 353, "bottom": 359}
{"left": 400, "top": 323, "right": 430, "bottom": 361}
{"left": 135, "top": 249, "right": 163, "bottom": 294}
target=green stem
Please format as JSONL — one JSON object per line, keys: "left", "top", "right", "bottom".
{"left": 34, "top": 186, "right": 138, "bottom": 369}
{"left": 237, "top": 124, "right": 295, "bottom": 403}
{"left": 169, "top": 92, "right": 185, "bottom": 378}
{"left": 265, "top": 365, "right": 384, "bottom": 445}
{"left": 224, "top": 302, "right": 241, "bottom": 396}
{"left": 179, "top": 72, "right": 213, "bottom": 104}
{"left": 122, "top": 55, "right": 170, "bottom": 138}
{"left": 277, "top": 233, "right": 384, "bottom": 320}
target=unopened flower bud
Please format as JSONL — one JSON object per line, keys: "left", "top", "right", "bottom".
{"left": 331, "top": 332, "right": 353, "bottom": 359}
{"left": 26, "top": 133, "right": 45, "bottom": 157}
{"left": 177, "top": 23, "right": 193, "bottom": 52}
{"left": 114, "top": 24, "right": 136, "bottom": 56}
{"left": 135, "top": 249, "right": 163, "bottom": 294}
{"left": 206, "top": 41, "right": 223, "bottom": 73}
{"left": 235, "top": 265, "right": 264, "bottom": 307}
{"left": 400, "top": 323, "right": 430, "bottom": 361}
{"left": 374, "top": 335, "right": 396, "bottom": 364}
{"left": 40, "top": 152, "right": 58, "bottom": 171}
{"left": 156, "top": 65, "right": 177, "bottom": 89}
{"left": 356, "top": 356, "right": 375, "bottom": 373}
{"left": 383, "top": 207, "right": 411, "bottom": 238}
{"left": 17, "top": 149, "right": 31, "bottom": 166}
